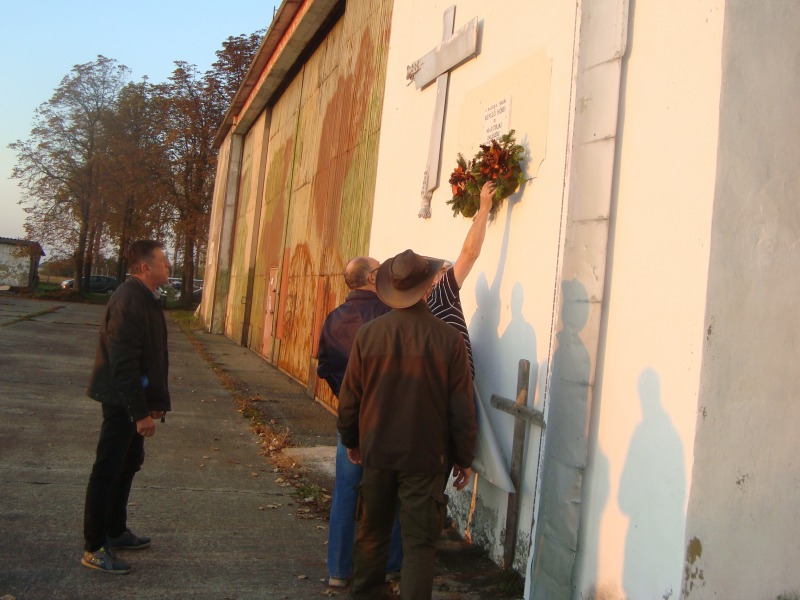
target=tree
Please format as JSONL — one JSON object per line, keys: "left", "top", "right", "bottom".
{"left": 9, "top": 56, "right": 130, "bottom": 291}
{"left": 10, "top": 32, "right": 264, "bottom": 298}
{"left": 209, "top": 30, "right": 265, "bottom": 109}
{"left": 155, "top": 31, "right": 264, "bottom": 306}
{"left": 99, "top": 80, "right": 174, "bottom": 280}
{"left": 151, "top": 62, "right": 216, "bottom": 306}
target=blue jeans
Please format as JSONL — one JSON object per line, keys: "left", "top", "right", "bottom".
{"left": 327, "top": 436, "right": 402, "bottom": 579}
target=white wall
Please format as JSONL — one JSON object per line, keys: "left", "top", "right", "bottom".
{"left": 682, "top": 3, "right": 800, "bottom": 599}
{"left": 0, "top": 244, "right": 32, "bottom": 287}
{"left": 574, "top": 1, "right": 724, "bottom": 598}
{"left": 371, "top": 2, "right": 795, "bottom": 598}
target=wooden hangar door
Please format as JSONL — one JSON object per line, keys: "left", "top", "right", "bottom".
{"left": 246, "top": 77, "right": 300, "bottom": 362}
{"left": 247, "top": 0, "right": 393, "bottom": 410}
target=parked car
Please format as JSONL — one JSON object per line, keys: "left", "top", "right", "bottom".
{"left": 176, "top": 286, "right": 203, "bottom": 303}
{"left": 169, "top": 278, "right": 203, "bottom": 292}
{"left": 60, "top": 275, "right": 119, "bottom": 294}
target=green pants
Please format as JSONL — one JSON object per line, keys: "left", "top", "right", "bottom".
{"left": 351, "top": 468, "right": 448, "bottom": 600}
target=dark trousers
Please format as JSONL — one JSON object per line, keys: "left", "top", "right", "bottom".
{"left": 83, "top": 404, "right": 145, "bottom": 551}
{"left": 351, "top": 468, "right": 448, "bottom": 600}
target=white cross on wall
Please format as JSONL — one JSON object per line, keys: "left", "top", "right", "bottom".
{"left": 407, "top": 5, "right": 479, "bottom": 219}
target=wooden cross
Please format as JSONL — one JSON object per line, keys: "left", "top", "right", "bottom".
{"left": 407, "top": 5, "right": 479, "bottom": 218}
{"left": 491, "top": 359, "right": 546, "bottom": 569}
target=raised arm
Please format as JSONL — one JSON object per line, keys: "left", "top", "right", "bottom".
{"left": 452, "top": 181, "right": 496, "bottom": 288}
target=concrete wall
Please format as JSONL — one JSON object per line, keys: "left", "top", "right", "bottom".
{"left": 573, "top": 1, "right": 725, "bottom": 598}
{"left": 682, "top": 4, "right": 800, "bottom": 599}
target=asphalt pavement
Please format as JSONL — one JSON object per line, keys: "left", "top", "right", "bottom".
{"left": 0, "top": 294, "right": 519, "bottom": 600}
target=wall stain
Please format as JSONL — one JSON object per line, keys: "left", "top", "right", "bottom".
{"left": 312, "top": 26, "right": 379, "bottom": 271}
{"left": 682, "top": 537, "right": 705, "bottom": 597}
{"left": 246, "top": 135, "right": 292, "bottom": 356}
{"left": 735, "top": 472, "right": 750, "bottom": 492}
{"left": 582, "top": 582, "right": 625, "bottom": 600}
{"left": 278, "top": 242, "right": 314, "bottom": 381}
{"left": 705, "top": 315, "right": 716, "bottom": 343}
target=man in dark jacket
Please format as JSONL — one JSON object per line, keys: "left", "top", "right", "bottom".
{"left": 317, "top": 257, "right": 388, "bottom": 398}
{"left": 317, "top": 256, "right": 402, "bottom": 588}
{"left": 337, "top": 249, "right": 476, "bottom": 600}
{"left": 81, "top": 240, "right": 171, "bottom": 574}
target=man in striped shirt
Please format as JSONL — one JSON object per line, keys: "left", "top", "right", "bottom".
{"left": 427, "top": 181, "right": 496, "bottom": 374}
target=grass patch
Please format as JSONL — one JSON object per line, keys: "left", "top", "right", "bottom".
{"left": 35, "top": 282, "right": 61, "bottom": 292}
{"left": 171, "top": 309, "right": 204, "bottom": 332}
{"left": 294, "top": 481, "right": 332, "bottom": 516}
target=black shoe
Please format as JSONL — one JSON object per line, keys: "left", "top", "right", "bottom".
{"left": 81, "top": 546, "right": 132, "bottom": 574}
{"left": 108, "top": 529, "right": 151, "bottom": 550}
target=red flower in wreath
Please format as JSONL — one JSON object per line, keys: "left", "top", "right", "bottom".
{"left": 446, "top": 130, "right": 526, "bottom": 219}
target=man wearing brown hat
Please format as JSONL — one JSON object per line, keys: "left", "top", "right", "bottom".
{"left": 337, "top": 249, "right": 477, "bottom": 600}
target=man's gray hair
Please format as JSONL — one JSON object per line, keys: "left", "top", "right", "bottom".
{"left": 126, "top": 239, "right": 165, "bottom": 274}
{"left": 343, "top": 256, "right": 373, "bottom": 290}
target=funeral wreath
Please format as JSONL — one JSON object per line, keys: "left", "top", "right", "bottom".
{"left": 447, "top": 130, "right": 526, "bottom": 218}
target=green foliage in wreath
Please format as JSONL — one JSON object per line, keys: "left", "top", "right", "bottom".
{"left": 447, "top": 130, "right": 526, "bottom": 219}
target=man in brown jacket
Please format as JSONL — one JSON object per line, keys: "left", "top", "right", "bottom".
{"left": 337, "top": 249, "right": 476, "bottom": 600}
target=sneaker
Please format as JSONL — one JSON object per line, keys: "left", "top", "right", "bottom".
{"left": 81, "top": 546, "right": 131, "bottom": 574}
{"left": 108, "top": 529, "right": 151, "bottom": 550}
{"left": 385, "top": 571, "right": 401, "bottom": 583}
{"left": 328, "top": 577, "right": 350, "bottom": 588}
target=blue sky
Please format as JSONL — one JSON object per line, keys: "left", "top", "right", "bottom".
{"left": 0, "top": 0, "right": 280, "bottom": 241}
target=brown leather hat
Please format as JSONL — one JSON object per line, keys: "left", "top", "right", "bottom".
{"left": 376, "top": 249, "right": 445, "bottom": 308}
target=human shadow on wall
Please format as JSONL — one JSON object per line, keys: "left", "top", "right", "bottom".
{"left": 498, "top": 281, "right": 538, "bottom": 412}
{"left": 530, "top": 278, "right": 591, "bottom": 600}
{"left": 469, "top": 196, "right": 537, "bottom": 466}
{"left": 619, "top": 368, "right": 685, "bottom": 600}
